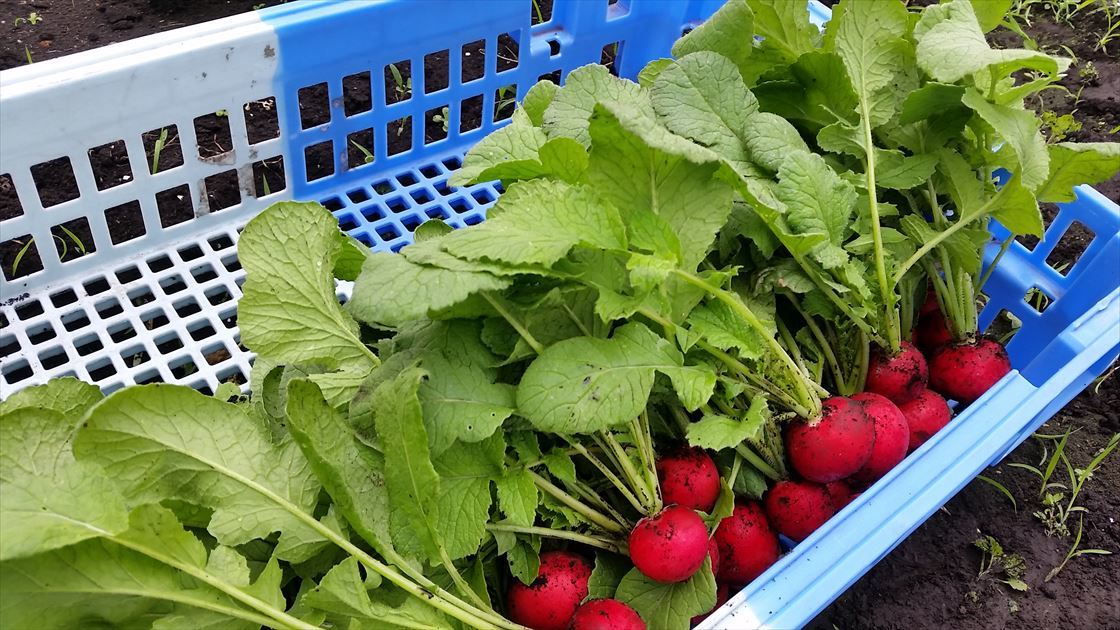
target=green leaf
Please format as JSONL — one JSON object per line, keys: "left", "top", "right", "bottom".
{"left": 687, "top": 299, "right": 765, "bottom": 360}
{"left": 1036, "top": 142, "right": 1120, "bottom": 203}
{"left": 687, "top": 413, "right": 757, "bottom": 451}
{"left": 671, "top": 0, "right": 755, "bottom": 80}
{"left": 758, "top": 51, "right": 859, "bottom": 130}
{"left": 507, "top": 538, "right": 541, "bottom": 585}
{"left": 433, "top": 436, "right": 504, "bottom": 559}
{"left": 776, "top": 151, "right": 858, "bottom": 269}
{"left": 450, "top": 111, "right": 547, "bottom": 186}
{"left": 900, "top": 83, "right": 966, "bottom": 125}
{"left": 419, "top": 351, "right": 515, "bottom": 455}
{"left": 371, "top": 367, "right": 443, "bottom": 563}
{"left": 0, "top": 506, "right": 280, "bottom": 630}
{"left": 703, "top": 478, "right": 736, "bottom": 529}
{"left": 587, "top": 552, "right": 633, "bottom": 600}
{"left": 587, "top": 100, "right": 733, "bottom": 269}
{"left": 990, "top": 176, "right": 1044, "bottom": 237}
{"left": 517, "top": 322, "right": 691, "bottom": 433}
{"left": 239, "top": 201, "right": 377, "bottom": 371}
{"left": 0, "top": 376, "right": 102, "bottom": 418}
{"left": 914, "top": 0, "right": 1059, "bottom": 84}
{"left": 302, "top": 557, "right": 453, "bottom": 629}
{"left": 961, "top": 89, "right": 1050, "bottom": 191}
{"left": 817, "top": 121, "right": 865, "bottom": 157}
{"left": 521, "top": 80, "right": 559, "bottom": 127}
{"left": 744, "top": 111, "right": 812, "bottom": 173}
{"left": 347, "top": 252, "right": 511, "bottom": 327}
{"left": 284, "top": 379, "right": 395, "bottom": 558}
{"left": 637, "top": 58, "right": 673, "bottom": 88}
{"left": 73, "top": 385, "right": 327, "bottom": 563}
{"left": 441, "top": 178, "right": 627, "bottom": 267}
{"left": 651, "top": 52, "right": 758, "bottom": 174}
{"left": 496, "top": 470, "right": 538, "bottom": 527}
{"left": 0, "top": 381, "right": 126, "bottom": 561}
{"left": 899, "top": 216, "right": 990, "bottom": 276}
{"left": 543, "top": 64, "right": 653, "bottom": 147}
{"left": 875, "top": 149, "right": 940, "bottom": 190}
{"left": 972, "top": 0, "right": 1014, "bottom": 32}
{"left": 828, "top": 0, "right": 912, "bottom": 128}
{"left": 615, "top": 560, "right": 716, "bottom": 630}
{"left": 747, "top": 0, "right": 818, "bottom": 65}
{"left": 937, "top": 149, "right": 988, "bottom": 213}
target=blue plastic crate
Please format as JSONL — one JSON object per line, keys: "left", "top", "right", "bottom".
{"left": 0, "top": 1, "right": 1116, "bottom": 628}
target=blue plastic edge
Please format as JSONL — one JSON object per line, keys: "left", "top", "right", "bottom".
{"left": 255, "top": 2, "right": 1120, "bottom": 629}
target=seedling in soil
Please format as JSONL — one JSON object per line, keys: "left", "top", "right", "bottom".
{"left": 495, "top": 86, "right": 516, "bottom": 119}
{"left": 1091, "top": 362, "right": 1118, "bottom": 394}
{"left": 432, "top": 106, "right": 450, "bottom": 134}
{"left": 23, "top": 46, "right": 33, "bottom": 65}
{"left": 1046, "top": 513, "right": 1113, "bottom": 581}
{"left": 349, "top": 139, "right": 374, "bottom": 164}
{"left": 1010, "top": 430, "right": 1118, "bottom": 537}
{"left": 973, "top": 535, "right": 1029, "bottom": 592}
{"left": 151, "top": 127, "right": 171, "bottom": 174}
{"left": 388, "top": 63, "right": 412, "bottom": 100}
{"left": 1080, "top": 60, "right": 1100, "bottom": 83}
{"left": 1041, "top": 110, "right": 1083, "bottom": 143}
{"left": 10, "top": 228, "right": 88, "bottom": 276}
{"left": 13, "top": 12, "right": 43, "bottom": 27}
{"left": 975, "top": 474, "right": 1018, "bottom": 512}
{"left": 1094, "top": 0, "right": 1120, "bottom": 51}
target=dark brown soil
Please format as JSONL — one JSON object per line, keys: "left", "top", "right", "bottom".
{"left": 1, "top": 3, "right": 1117, "bottom": 629}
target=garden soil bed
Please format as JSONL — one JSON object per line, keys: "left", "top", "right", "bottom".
{"left": 1, "top": 2, "right": 1117, "bottom": 629}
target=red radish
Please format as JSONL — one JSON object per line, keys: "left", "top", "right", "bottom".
{"left": 656, "top": 446, "right": 721, "bottom": 512}
{"left": 928, "top": 338, "right": 1011, "bottom": 405}
{"left": 825, "top": 480, "right": 854, "bottom": 510}
{"left": 786, "top": 396, "right": 876, "bottom": 483}
{"left": 690, "top": 582, "right": 730, "bottom": 627}
{"left": 707, "top": 537, "right": 721, "bottom": 577}
{"left": 507, "top": 551, "right": 592, "bottom": 630}
{"left": 570, "top": 599, "right": 646, "bottom": 630}
{"left": 712, "top": 500, "right": 780, "bottom": 584}
{"left": 914, "top": 310, "right": 953, "bottom": 354}
{"left": 865, "top": 341, "right": 928, "bottom": 404}
{"left": 628, "top": 506, "right": 710, "bottom": 583}
{"left": 898, "top": 388, "right": 952, "bottom": 451}
{"left": 849, "top": 392, "right": 910, "bottom": 486}
{"left": 763, "top": 480, "right": 836, "bottom": 542}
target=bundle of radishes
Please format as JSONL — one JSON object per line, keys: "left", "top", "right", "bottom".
{"left": 4, "top": 2, "right": 1118, "bottom": 630}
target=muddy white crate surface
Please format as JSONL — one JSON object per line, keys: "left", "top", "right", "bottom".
{"left": 0, "top": 1, "right": 1117, "bottom": 628}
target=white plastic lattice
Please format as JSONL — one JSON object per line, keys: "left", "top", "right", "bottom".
{"left": 0, "top": 13, "right": 289, "bottom": 396}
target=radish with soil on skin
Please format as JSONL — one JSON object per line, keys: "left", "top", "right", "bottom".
{"left": 928, "top": 338, "right": 1012, "bottom": 405}
{"left": 865, "top": 341, "right": 928, "bottom": 404}
{"left": 628, "top": 505, "right": 710, "bottom": 583}
{"left": 898, "top": 388, "right": 953, "bottom": 451}
{"left": 507, "top": 551, "right": 593, "bottom": 630}
{"left": 763, "top": 480, "right": 836, "bottom": 542}
{"left": 786, "top": 396, "right": 876, "bottom": 483}
{"left": 656, "top": 446, "right": 721, "bottom": 512}
{"left": 712, "top": 500, "right": 780, "bottom": 584}
{"left": 690, "top": 582, "right": 730, "bottom": 627}
{"left": 825, "top": 480, "right": 854, "bottom": 510}
{"left": 849, "top": 392, "right": 911, "bottom": 486}
{"left": 569, "top": 599, "right": 646, "bottom": 630}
